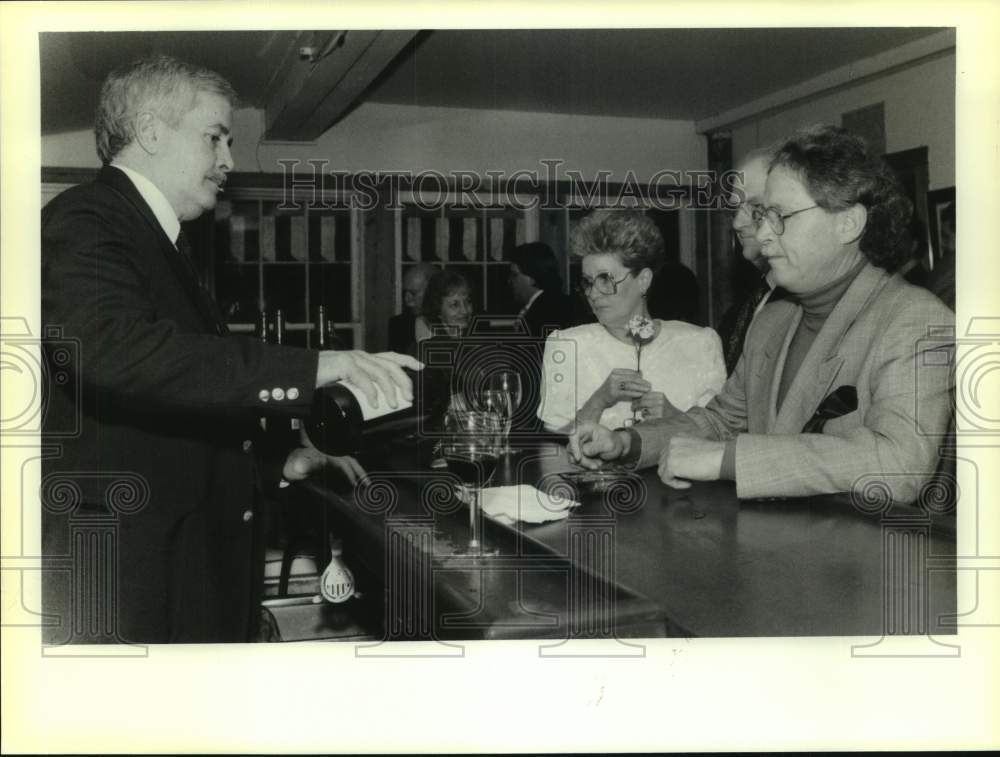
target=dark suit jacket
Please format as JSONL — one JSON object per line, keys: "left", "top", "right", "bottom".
{"left": 716, "top": 280, "right": 774, "bottom": 376}
{"left": 388, "top": 311, "right": 416, "bottom": 354}
{"left": 521, "top": 289, "right": 573, "bottom": 339}
{"left": 646, "top": 262, "right": 700, "bottom": 324}
{"left": 515, "top": 290, "right": 573, "bottom": 429}
{"left": 41, "top": 165, "right": 318, "bottom": 643}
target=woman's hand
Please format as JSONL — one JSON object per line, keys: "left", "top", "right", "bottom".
{"left": 599, "top": 368, "right": 651, "bottom": 406}
{"left": 632, "top": 391, "right": 667, "bottom": 421}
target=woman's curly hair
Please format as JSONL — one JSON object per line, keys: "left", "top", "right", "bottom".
{"left": 569, "top": 209, "right": 665, "bottom": 274}
{"left": 771, "top": 125, "right": 913, "bottom": 272}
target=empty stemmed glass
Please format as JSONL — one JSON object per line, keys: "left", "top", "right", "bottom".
{"left": 477, "top": 371, "right": 523, "bottom": 455}
{"left": 440, "top": 408, "right": 503, "bottom": 556}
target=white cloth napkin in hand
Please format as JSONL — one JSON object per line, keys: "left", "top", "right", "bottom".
{"left": 478, "top": 484, "right": 580, "bottom": 525}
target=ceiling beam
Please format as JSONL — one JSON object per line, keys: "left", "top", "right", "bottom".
{"left": 264, "top": 29, "right": 417, "bottom": 141}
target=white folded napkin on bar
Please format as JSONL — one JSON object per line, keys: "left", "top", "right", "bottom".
{"left": 478, "top": 484, "right": 580, "bottom": 525}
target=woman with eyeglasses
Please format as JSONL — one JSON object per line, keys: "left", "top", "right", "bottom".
{"left": 537, "top": 209, "right": 725, "bottom": 433}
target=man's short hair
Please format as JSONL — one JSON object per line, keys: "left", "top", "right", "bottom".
{"left": 771, "top": 124, "right": 912, "bottom": 272}
{"left": 510, "top": 241, "right": 563, "bottom": 292}
{"left": 95, "top": 54, "right": 239, "bottom": 165}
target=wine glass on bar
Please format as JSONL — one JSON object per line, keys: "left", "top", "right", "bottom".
{"left": 440, "top": 408, "right": 503, "bottom": 556}
{"left": 482, "top": 370, "right": 522, "bottom": 455}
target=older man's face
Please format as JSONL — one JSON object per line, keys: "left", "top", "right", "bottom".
{"left": 729, "top": 156, "right": 769, "bottom": 265}
{"left": 154, "top": 89, "right": 233, "bottom": 221}
{"left": 402, "top": 270, "right": 430, "bottom": 312}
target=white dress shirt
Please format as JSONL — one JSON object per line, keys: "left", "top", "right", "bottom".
{"left": 111, "top": 162, "right": 181, "bottom": 245}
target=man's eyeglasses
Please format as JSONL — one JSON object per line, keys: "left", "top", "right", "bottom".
{"left": 577, "top": 271, "right": 634, "bottom": 297}
{"left": 751, "top": 204, "right": 820, "bottom": 236}
{"left": 727, "top": 201, "right": 760, "bottom": 220}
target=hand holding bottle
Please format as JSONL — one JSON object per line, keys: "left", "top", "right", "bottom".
{"left": 316, "top": 350, "right": 423, "bottom": 409}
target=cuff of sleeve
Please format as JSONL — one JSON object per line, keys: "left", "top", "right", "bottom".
{"left": 254, "top": 345, "right": 319, "bottom": 412}
{"left": 617, "top": 426, "right": 643, "bottom": 468}
{"left": 719, "top": 439, "right": 737, "bottom": 480}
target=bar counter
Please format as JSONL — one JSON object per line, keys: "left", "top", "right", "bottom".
{"left": 295, "top": 433, "right": 957, "bottom": 641}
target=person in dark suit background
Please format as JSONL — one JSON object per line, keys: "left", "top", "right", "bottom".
{"left": 646, "top": 261, "right": 701, "bottom": 325}
{"left": 41, "top": 55, "right": 418, "bottom": 644}
{"left": 388, "top": 262, "right": 437, "bottom": 354}
{"left": 507, "top": 242, "right": 574, "bottom": 429}
{"left": 715, "top": 147, "right": 783, "bottom": 375}
{"left": 925, "top": 200, "right": 955, "bottom": 310}
{"left": 508, "top": 241, "right": 573, "bottom": 338}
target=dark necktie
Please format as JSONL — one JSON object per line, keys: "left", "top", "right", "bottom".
{"left": 175, "top": 230, "right": 228, "bottom": 336}
{"left": 749, "top": 280, "right": 772, "bottom": 311}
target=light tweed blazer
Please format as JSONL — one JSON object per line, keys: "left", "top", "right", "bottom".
{"left": 635, "top": 262, "right": 954, "bottom": 502}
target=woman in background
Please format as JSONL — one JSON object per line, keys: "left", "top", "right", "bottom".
{"left": 417, "top": 269, "right": 476, "bottom": 422}
{"left": 419, "top": 269, "right": 474, "bottom": 339}
{"left": 538, "top": 210, "right": 725, "bottom": 432}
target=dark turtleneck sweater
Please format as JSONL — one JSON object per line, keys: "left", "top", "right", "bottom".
{"left": 719, "top": 258, "right": 867, "bottom": 480}
{"left": 775, "top": 258, "right": 867, "bottom": 410}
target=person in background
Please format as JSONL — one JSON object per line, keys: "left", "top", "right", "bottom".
{"left": 388, "top": 262, "right": 437, "bottom": 354}
{"left": 41, "top": 55, "right": 419, "bottom": 644}
{"left": 508, "top": 241, "right": 573, "bottom": 337}
{"left": 925, "top": 200, "right": 955, "bottom": 310}
{"left": 506, "top": 242, "right": 574, "bottom": 429}
{"left": 538, "top": 210, "right": 725, "bottom": 433}
{"left": 416, "top": 269, "right": 476, "bottom": 421}
{"left": 421, "top": 269, "right": 475, "bottom": 337}
{"left": 646, "top": 260, "right": 701, "bottom": 325}
{"left": 570, "top": 125, "right": 954, "bottom": 505}
{"left": 715, "top": 146, "right": 782, "bottom": 375}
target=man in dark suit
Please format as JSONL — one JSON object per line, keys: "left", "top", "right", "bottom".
{"left": 715, "top": 147, "right": 782, "bottom": 375}
{"left": 505, "top": 242, "right": 573, "bottom": 429}
{"left": 388, "top": 262, "right": 436, "bottom": 353}
{"left": 508, "top": 242, "right": 572, "bottom": 338}
{"left": 41, "top": 55, "right": 417, "bottom": 643}
{"left": 646, "top": 261, "right": 701, "bottom": 325}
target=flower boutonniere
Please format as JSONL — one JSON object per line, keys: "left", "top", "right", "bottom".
{"left": 626, "top": 315, "right": 656, "bottom": 372}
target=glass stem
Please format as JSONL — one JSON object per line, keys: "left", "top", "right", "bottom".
{"left": 469, "top": 487, "right": 481, "bottom": 552}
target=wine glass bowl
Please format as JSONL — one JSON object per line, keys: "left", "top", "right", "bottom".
{"left": 439, "top": 409, "right": 503, "bottom": 555}
{"left": 477, "top": 371, "right": 523, "bottom": 454}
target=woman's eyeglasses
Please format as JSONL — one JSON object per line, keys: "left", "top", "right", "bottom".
{"left": 576, "top": 271, "right": 634, "bottom": 297}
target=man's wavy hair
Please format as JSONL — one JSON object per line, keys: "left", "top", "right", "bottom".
{"left": 770, "top": 125, "right": 912, "bottom": 272}
{"left": 95, "top": 54, "right": 239, "bottom": 165}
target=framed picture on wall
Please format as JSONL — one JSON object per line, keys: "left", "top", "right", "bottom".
{"left": 926, "top": 186, "right": 956, "bottom": 262}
